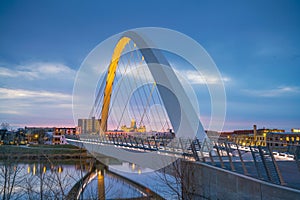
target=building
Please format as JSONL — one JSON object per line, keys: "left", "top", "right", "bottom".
{"left": 25, "top": 127, "right": 51, "bottom": 144}
{"left": 78, "top": 117, "right": 100, "bottom": 134}
{"left": 52, "top": 128, "right": 68, "bottom": 145}
{"left": 267, "top": 132, "right": 300, "bottom": 151}
{"left": 25, "top": 127, "right": 55, "bottom": 133}
{"left": 120, "top": 119, "right": 146, "bottom": 133}
{"left": 222, "top": 125, "right": 285, "bottom": 147}
{"left": 57, "top": 127, "right": 77, "bottom": 135}
{"left": 292, "top": 128, "right": 300, "bottom": 133}
{"left": 0, "top": 129, "right": 7, "bottom": 144}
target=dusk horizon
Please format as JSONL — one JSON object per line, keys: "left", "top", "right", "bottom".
{"left": 1, "top": 1, "right": 300, "bottom": 132}
{"left": 1, "top": 1, "right": 300, "bottom": 199}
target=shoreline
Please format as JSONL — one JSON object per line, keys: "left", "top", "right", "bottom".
{"left": 0, "top": 144, "right": 93, "bottom": 160}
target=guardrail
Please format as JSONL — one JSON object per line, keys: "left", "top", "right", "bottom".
{"left": 66, "top": 134, "right": 300, "bottom": 187}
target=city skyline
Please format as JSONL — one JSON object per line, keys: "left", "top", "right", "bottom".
{"left": 0, "top": 0, "right": 300, "bottom": 131}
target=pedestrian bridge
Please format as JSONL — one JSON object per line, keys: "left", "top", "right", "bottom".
{"left": 67, "top": 133, "right": 300, "bottom": 190}
{"left": 70, "top": 28, "right": 300, "bottom": 198}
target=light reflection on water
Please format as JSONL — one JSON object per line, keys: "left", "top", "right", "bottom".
{"left": 0, "top": 159, "right": 145, "bottom": 200}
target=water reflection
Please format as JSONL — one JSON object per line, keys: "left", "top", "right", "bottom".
{"left": 0, "top": 159, "right": 91, "bottom": 200}
{"left": 0, "top": 158, "right": 153, "bottom": 200}
{"left": 26, "top": 163, "right": 64, "bottom": 176}
{"left": 109, "top": 161, "right": 153, "bottom": 174}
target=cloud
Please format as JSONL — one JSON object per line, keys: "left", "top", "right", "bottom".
{"left": 0, "top": 66, "right": 39, "bottom": 79}
{"left": 0, "top": 61, "right": 80, "bottom": 126}
{"left": 183, "top": 70, "right": 230, "bottom": 85}
{"left": 0, "top": 62, "right": 76, "bottom": 80}
{"left": 0, "top": 87, "right": 73, "bottom": 124}
{"left": 242, "top": 86, "right": 300, "bottom": 97}
{"left": 0, "top": 87, "right": 71, "bottom": 101}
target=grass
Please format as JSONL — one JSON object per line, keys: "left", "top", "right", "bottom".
{"left": 0, "top": 144, "right": 86, "bottom": 156}
{"left": 27, "top": 144, "right": 80, "bottom": 149}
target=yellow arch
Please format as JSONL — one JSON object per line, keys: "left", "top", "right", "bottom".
{"left": 100, "top": 37, "right": 131, "bottom": 132}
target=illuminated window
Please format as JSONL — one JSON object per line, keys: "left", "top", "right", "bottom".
{"left": 286, "top": 137, "right": 289, "bottom": 141}
{"left": 297, "top": 137, "right": 299, "bottom": 141}
{"left": 263, "top": 133, "right": 266, "bottom": 137}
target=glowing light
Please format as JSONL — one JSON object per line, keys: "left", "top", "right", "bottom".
{"left": 33, "top": 164, "right": 36, "bottom": 175}
{"left": 292, "top": 129, "right": 300, "bottom": 133}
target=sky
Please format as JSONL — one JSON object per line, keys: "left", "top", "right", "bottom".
{"left": 0, "top": 0, "right": 299, "bottom": 131}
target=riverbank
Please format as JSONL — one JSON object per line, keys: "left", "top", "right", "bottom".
{"left": 0, "top": 144, "right": 92, "bottom": 160}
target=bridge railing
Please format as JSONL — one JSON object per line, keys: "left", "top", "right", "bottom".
{"left": 66, "top": 134, "right": 300, "bottom": 187}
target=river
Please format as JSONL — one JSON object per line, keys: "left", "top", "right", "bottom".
{"left": 0, "top": 156, "right": 178, "bottom": 200}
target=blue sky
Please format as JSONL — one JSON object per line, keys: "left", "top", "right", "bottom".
{"left": 0, "top": 0, "right": 299, "bottom": 131}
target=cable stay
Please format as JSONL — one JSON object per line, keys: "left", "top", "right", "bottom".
{"left": 93, "top": 39, "right": 173, "bottom": 134}
{"left": 139, "top": 82, "right": 156, "bottom": 128}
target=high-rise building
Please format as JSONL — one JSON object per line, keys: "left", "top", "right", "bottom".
{"left": 78, "top": 117, "right": 100, "bottom": 134}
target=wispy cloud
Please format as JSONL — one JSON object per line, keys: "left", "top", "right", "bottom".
{"left": 183, "top": 70, "right": 230, "bottom": 85}
{"left": 0, "top": 62, "right": 76, "bottom": 80}
{"left": 0, "top": 87, "right": 71, "bottom": 101}
{"left": 0, "top": 87, "right": 73, "bottom": 122}
{"left": 243, "top": 86, "right": 300, "bottom": 97}
{"left": 0, "top": 62, "right": 80, "bottom": 126}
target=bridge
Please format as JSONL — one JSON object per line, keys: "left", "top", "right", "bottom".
{"left": 69, "top": 29, "right": 300, "bottom": 199}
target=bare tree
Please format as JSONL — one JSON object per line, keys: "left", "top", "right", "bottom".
{"left": 156, "top": 159, "right": 196, "bottom": 200}
{"left": 23, "top": 174, "right": 39, "bottom": 200}
{"left": 0, "top": 146, "right": 114, "bottom": 200}
{"left": 0, "top": 153, "right": 25, "bottom": 200}
{"left": 0, "top": 122, "right": 10, "bottom": 130}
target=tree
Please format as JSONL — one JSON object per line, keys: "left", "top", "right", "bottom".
{"left": 0, "top": 149, "right": 25, "bottom": 200}
{"left": 156, "top": 159, "right": 196, "bottom": 200}
{"left": 0, "top": 122, "right": 10, "bottom": 130}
